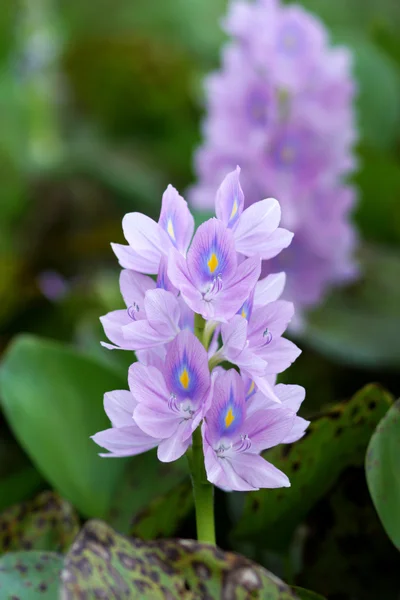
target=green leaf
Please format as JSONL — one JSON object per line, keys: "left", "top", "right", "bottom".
{"left": 305, "top": 245, "right": 400, "bottom": 367}
{"left": 291, "top": 587, "right": 326, "bottom": 600}
{"left": 366, "top": 399, "right": 400, "bottom": 550}
{"left": 62, "top": 519, "right": 299, "bottom": 599}
{"left": 131, "top": 479, "right": 193, "bottom": 539}
{"left": 0, "top": 491, "right": 79, "bottom": 555}
{"left": 0, "top": 551, "right": 62, "bottom": 599}
{"left": 232, "top": 384, "right": 392, "bottom": 551}
{"left": 0, "top": 335, "right": 128, "bottom": 518}
{"left": 0, "top": 467, "right": 44, "bottom": 513}
{"left": 108, "top": 452, "right": 189, "bottom": 534}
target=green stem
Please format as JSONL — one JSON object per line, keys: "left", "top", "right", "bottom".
{"left": 188, "top": 312, "right": 216, "bottom": 545}
{"left": 188, "top": 427, "right": 216, "bottom": 545}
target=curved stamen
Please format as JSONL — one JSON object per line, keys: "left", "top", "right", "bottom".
{"left": 203, "top": 274, "right": 223, "bottom": 302}
{"left": 236, "top": 434, "right": 251, "bottom": 453}
{"left": 262, "top": 327, "right": 273, "bottom": 346}
{"left": 216, "top": 441, "right": 232, "bottom": 456}
{"left": 168, "top": 393, "right": 180, "bottom": 413}
{"left": 127, "top": 302, "right": 140, "bottom": 320}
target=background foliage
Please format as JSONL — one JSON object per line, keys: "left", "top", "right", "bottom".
{"left": 0, "top": 0, "right": 399, "bottom": 597}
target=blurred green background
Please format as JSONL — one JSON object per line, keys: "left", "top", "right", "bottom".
{"left": 0, "top": 1, "right": 400, "bottom": 598}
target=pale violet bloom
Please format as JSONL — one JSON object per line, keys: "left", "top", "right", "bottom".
{"left": 202, "top": 369, "right": 295, "bottom": 491}
{"left": 168, "top": 217, "right": 261, "bottom": 322}
{"left": 130, "top": 330, "right": 211, "bottom": 462}
{"left": 112, "top": 184, "right": 194, "bottom": 274}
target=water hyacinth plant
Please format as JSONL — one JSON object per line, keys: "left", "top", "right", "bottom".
{"left": 190, "top": 0, "right": 358, "bottom": 325}
{"left": 93, "top": 168, "right": 308, "bottom": 544}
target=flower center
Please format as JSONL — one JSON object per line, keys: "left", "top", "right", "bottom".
{"left": 203, "top": 275, "right": 223, "bottom": 302}
{"left": 127, "top": 302, "right": 140, "bottom": 320}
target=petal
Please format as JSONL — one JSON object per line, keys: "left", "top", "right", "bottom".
{"left": 248, "top": 301, "right": 294, "bottom": 342}
{"left": 215, "top": 166, "right": 244, "bottom": 229}
{"left": 213, "top": 255, "right": 261, "bottom": 320}
{"left": 283, "top": 416, "right": 310, "bottom": 444}
{"left": 262, "top": 338, "right": 302, "bottom": 373}
{"left": 122, "top": 213, "right": 171, "bottom": 274}
{"left": 255, "top": 228, "right": 294, "bottom": 260}
{"left": 167, "top": 247, "right": 202, "bottom": 308}
{"left": 144, "top": 289, "right": 181, "bottom": 337}
{"left": 245, "top": 408, "right": 296, "bottom": 452}
{"left": 156, "top": 255, "right": 178, "bottom": 294}
{"left": 186, "top": 218, "right": 237, "bottom": 287}
{"left": 234, "top": 198, "right": 282, "bottom": 257}
{"left": 226, "top": 453, "right": 290, "bottom": 489}
{"left": 123, "top": 320, "right": 172, "bottom": 349}
{"left": 111, "top": 243, "right": 138, "bottom": 270}
{"left": 203, "top": 442, "right": 251, "bottom": 491}
{"left": 254, "top": 272, "right": 286, "bottom": 307}
{"left": 274, "top": 384, "right": 306, "bottom": 412}
{"left": 128, "top": 363, "right": 169, "bottom": 406}
{"left": 120, "top": 270, "right": 155, "bottom": 312}
{"left": 233, "top": 346, "right": 267, "bottom": 378}
{"left": 92, "top": 425, "right": 159, "bottom": 458}
{"left": 133, "top": 403, "right": 180, "bottom": 439}
{"left": 163, "top": 330, "right": 211, "bottom": 404}
{"left": 100, "top": 310, "right": 134, "bottom": 350}
{"left": 158, "top": 185, "right": 194, "bottom": 254}
{"left": 157, "top": 423, "right": 192, "bottom": 462}
{"left": 205, "top": 369, "right": 246, "bottom": 444}
{"left": 104, "top": 390, "right": 136, "bottom": 428}
{"left": 252, "top": 375, "right": 281, "bottom": 403}
{"left": 220, "top": 315, "right": 248, "bottom": 360}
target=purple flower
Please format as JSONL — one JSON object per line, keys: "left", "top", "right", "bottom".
{"left": 202, "top": 369, "right": 295, "bottom": 491}
{"left": 190, "top": 0, "right": 358, "bottom": 319}
{"left": 168, "top": 217, "right": 261, "bottom": 321}
{"left": 130, "top": 330, "right": 211, "bottom": 462}
{"left": 91, "top": 390, "right": 160, "bottom": 457}
{"left": 112, "top": 184, "right": 194, "bottom": 274}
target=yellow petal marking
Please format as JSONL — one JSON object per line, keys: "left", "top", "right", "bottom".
{"left": 179, "top": 368, "right": 190, "bottom": 390}
{"left": 229, "top": 199, "right": 238, "bottom": 221}
{"left": 225, "top": 407, "right": 235, "bottom": 428}
{"left": 207, "top": 252, "right": 219, "bottom": 274}
{"left": 248, "top": 381, "right": 255, "bottom": 396}
{"left": 241, "top": 307, "right": 247, "bottom": 319}
{"left": 167, "top": 219, "right": 175, "bottom": 240}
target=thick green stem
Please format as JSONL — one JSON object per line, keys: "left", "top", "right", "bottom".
{"left": 188, "top": 427, "right": 216, "bottom": 545}
{"left": 188, "top": 312, "right": 216, "bottom": 545}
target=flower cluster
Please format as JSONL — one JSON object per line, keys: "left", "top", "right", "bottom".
{"left": 190, "top": 0, "right": 358, "bottom": 324}
{"left": 93, "top": 170, "right": 308, "bottom": 491}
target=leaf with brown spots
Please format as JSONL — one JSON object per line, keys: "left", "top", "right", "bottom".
{"left": 0, "top": 551, "right": 62, "bottom": 599}
{"left": 232, "top": 384, "right": 392, "bottom": 552}
{"left": 61, "top": 519, "right": 300, "bottom": 599}
{"left": 0, "top": 491, "right": 80, "bottom": 555}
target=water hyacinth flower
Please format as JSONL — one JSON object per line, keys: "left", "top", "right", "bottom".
{"left": 190, "top": 0, "right": 358, "bottom": 321}
{"left": 94, "top": 169, "right": 307, "bottom": 545}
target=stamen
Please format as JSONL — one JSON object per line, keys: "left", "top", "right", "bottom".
{"left": 216, "top": 442, "right": 232, "bottom": 456}
{"left": 203, "top": 274, "right": 223, "bottom": 302}
{"left": 262, "top": 327, "right": 273, "bottom": 345}
{"left": 168, "top": 393, "right": 180, "bottom": 413}
{"left": 127, "top": 302, "right": 140, "bottom": 320}
{"left": 237, "top": 434, "right": 251, "bottom": 453}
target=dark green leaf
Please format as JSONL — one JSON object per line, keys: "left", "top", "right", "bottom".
{"left": 366, "top": 399, "right": 400, "bottom": 550}
{"left": 232, "top": 384, "right": 392, "bottom": 551}
{"left": 291, "top": 587, "right": 326, "bottom": 600}
{"left": 0, "top": 551, "right": 62, "bottom": 599}
{"left": 61, "top": 519, "right": 299, "bottom": 598}
{"left": 305, "top": 245, "right": 400, "bottom": 367}
{"left": 0, "top": 335, "right": 128, "bottom": 518}
{"left": 0, "top": 491, "right": 79, "bottom": 555}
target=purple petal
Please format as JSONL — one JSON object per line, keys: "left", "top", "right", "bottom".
{"left": 92, "top": 425, "right": 159, "bottom": 458}
{"left": 158, "top": 185, "right": 194, "bottom": 254}
{"left": 274, "top": 383, "right": 305, "bottom": 412}
{"left": 123, "top": 319, "right": 172, "bottom": 349}
{"left": 163, "top": 330, "right": 211, "bottom": 404}
{"left": 144, "top": 289, "right": 181, "bottom": 337}
{"left": 203, "top": 442, "right": 254, "bottom": 491}
{"left": 128, "top": 363, "right": 168, "bottom": 407}
{"left": 248, "top": 300, "right": 294, "bottom": 343}
{"left": 233, "top": 198, "right": 282, "bottom": 257}
{"left": 111, "top": 243, "right": 138, "bottom": 270}
{"left": 205, "top": 369, "right": 246, "bottom": 444}
{"left": 254, "top": 272, "right": 286, "bottom": 307}
{"left": 215, "top": 166, "right": 244, "bottom": 228}
{"left": 245, "top": 407, "right": 296, "bottom": 452}
{"left": 133, "top": 403, "right": 180, "bottom": 439}
{"left": 120, "top": 270, "right": 155, "bottom": 313}
{"left": 167, "top": 247, "right": 202, "bottom": 308}
{"left": 223, "top": 453, "right": 290, "bottom": 490}
{"left": 262, "top": 337, "right": 301, "bottom": 373}
{"left": 122, "top": 213, "right": 171, "bottom": 274}
{"left": 283, "top": 416, "right": 310, "bottom": 443}
{"left": 157, "top": 421, "right": 193, "bottom": 462}
{"left": 100, "top": 310, "right": 134, "bottom": 350}
{"left": 157, "top": 255, "right": 178, "bottom": 294}
{"left": 186, "top": 218, "right": 237, "bottom": 288}
{"left": 213, "top": 255, "right": 261, "bottom": 320}
{"left": 256, "top": 228, "right": 294, "bottom": 260}
{"left": 104, "top": 390, "right": 136, "bottom": 428}
{"left": 220, "top": 315, "right": 248, "bottom": 360}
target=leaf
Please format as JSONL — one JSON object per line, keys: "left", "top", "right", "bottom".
{"left": 0, "top": 551, "right": 62, "bottom": 599}
{"left": 0, "top": 491, "right": 79, "bottom": 555}
{"left": 130, "top": 479, "right": 193, "bottom": 539}
{"left": 232, "top": 384, "right": 392, "bottom": 552}
{"left": 0, "top": 467, "right": 44, "bottom": 513}
{"left": 292, "top": 588, "right": 326, "bottom": 600}
{"left": 108, "top": 452, "right": 189, "bottom": 535}
{"left": 366, "top": 399, "right": 400, "bottom": 550}
{"left": 0, "top": 335, "right": 128, "bottom": 518}
{"left": 305, "top": 245, "right": 400, "bottom": 367}
{"left": 61, "top": 519, "right": 299, "bottom": 599}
